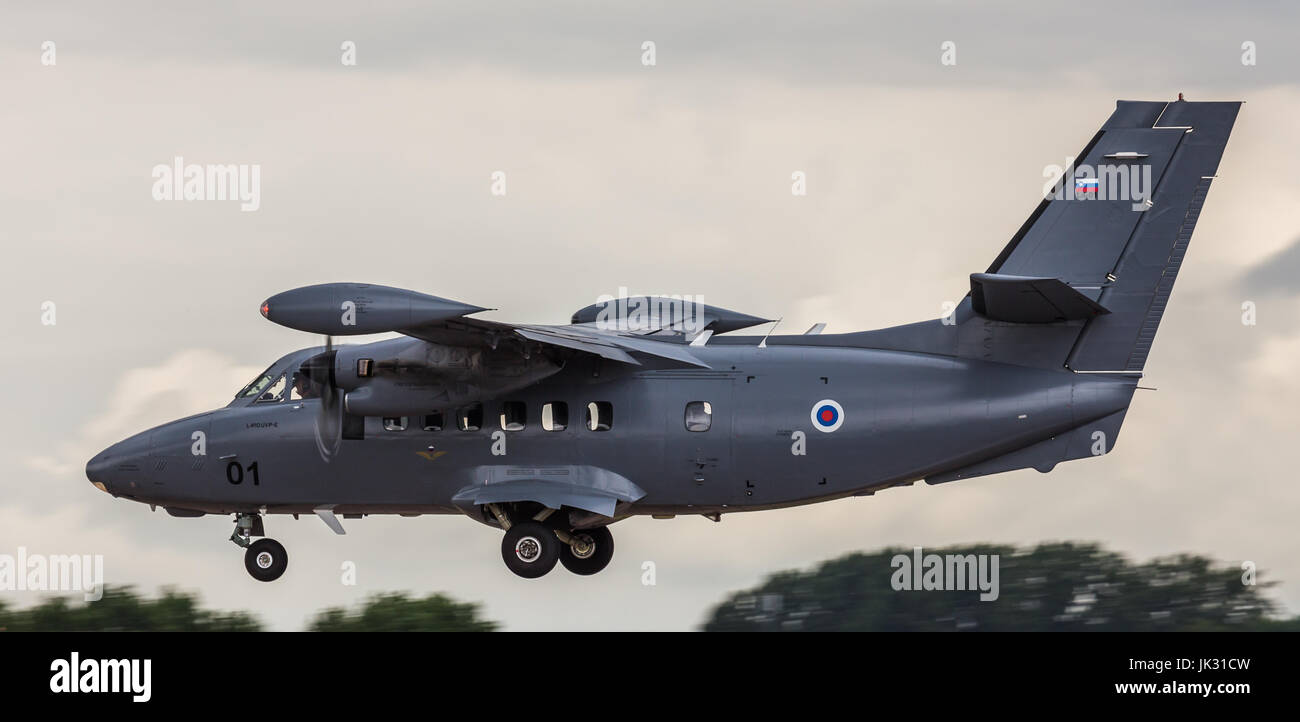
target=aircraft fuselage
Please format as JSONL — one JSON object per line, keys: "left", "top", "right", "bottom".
{"left": 87, "top": 341, "right": 1134, "bottom": 520}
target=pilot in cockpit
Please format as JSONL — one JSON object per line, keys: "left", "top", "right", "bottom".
{"left": 291, "top": 373, "right": 318, "bottom": 400}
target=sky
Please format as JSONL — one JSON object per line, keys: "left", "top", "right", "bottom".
{"left": 2, "top": 1, "right": 1298, "bottom": 630}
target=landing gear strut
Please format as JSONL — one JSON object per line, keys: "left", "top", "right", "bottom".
{"left": 230, "top": 512, "right": 288, "bottom": 582}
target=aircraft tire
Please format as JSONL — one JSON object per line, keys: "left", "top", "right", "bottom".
{"left": 244, "top": 538, "right": 288, "bottom": 582}
{"left": 502, "top": 522, "right": 560, "bottom": 578}
{"left": 559, "top": 526, "right": 614, "bottom": 576}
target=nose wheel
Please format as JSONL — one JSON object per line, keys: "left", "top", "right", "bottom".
{"left": 230, "top": 513, "right": 288, "bottom": 582}
{"left": 244, "top": 538, "right": 289, "bottom": 582}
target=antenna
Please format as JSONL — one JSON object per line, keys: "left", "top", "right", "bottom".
{"left": 758, "top": 317, "right": 783, "bottom": 348}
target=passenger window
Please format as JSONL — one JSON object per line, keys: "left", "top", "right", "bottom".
{"left": 255, "top": 374, "right": 287, "bottom": 404}
{"left": 542, "top": 402, "right": 568, "bottom": 432}
{"left": 383, "top": 417, "right": 408, "bottom": 432}
{"left": 586, "top": 401, "right": 613, "bottom": 432}
{"left": 500, "top": 402, "right": 526, "bottom": 431}
{"left": 685, "top": 401, "right": 712, "bottom": 432}
{"left": 422, "top": 412, "right": 443, "bottom": 432}
{"left": 458, "top": 404, "right": 483, "bottom": 432}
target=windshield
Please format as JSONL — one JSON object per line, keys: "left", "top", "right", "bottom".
{"left": 236, "top": 365, "right": 278, "bottom": 399}
{"left": 230, "top": 347, "right": 327, "bottom": 405}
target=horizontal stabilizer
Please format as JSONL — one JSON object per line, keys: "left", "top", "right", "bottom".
{"left": 969, "top": 273, "right": 1109, "bottom": 324}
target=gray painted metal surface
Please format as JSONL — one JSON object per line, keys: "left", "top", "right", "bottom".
{"left": 85, "top": 99, "right": 1240, "bottom": 579}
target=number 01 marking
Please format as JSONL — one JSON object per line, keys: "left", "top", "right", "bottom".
{"left": 225, "top": 460, "right": 261, "bottom": 485}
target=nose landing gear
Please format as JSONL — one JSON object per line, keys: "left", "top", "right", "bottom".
{"left": 244, "top": 538, "right": 288, "bottom": 582}
{"left": 230, "top": 512, "right": 288, "bottom": 582}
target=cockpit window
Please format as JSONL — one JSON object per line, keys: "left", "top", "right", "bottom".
{"left": 236, "top": 365, "right": 278, "bottom": 399}
{"left": 254, "top": 374, "right": 287, "bottom": 404}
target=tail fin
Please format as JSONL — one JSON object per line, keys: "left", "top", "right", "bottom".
{"left": 856, "top": 99, "right": 1241, "bottom": 371}
{"left": 990, "top": 99, "right": 1241, "bottom": 371}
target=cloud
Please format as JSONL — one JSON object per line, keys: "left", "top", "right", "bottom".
{"left": 2, "top": 7, "right": 1300, "bottom": 628}
{"left": 1245, "top": 334, "right": 1300, "bottom": 390}
{"left": 1238, "top": 235, "right": 1300, "bottom": 298}
{"left": 2, "top": 1, "right": 1298, "bottom": 89}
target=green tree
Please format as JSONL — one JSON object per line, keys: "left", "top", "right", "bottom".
{"left": 0, "top": 586, "right": 262, "bottom": 631}
{"left": 308, "top": 592, "right": 498, "bottom": 632}
{"left": 701, "top": 542, "right": 1294, "bottom": 632}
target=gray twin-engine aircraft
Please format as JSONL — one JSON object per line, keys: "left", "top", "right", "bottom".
{"left": 86, "top": 99, "right": 1239, "bottom": 581}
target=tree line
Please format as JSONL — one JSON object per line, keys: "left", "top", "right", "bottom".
{"left": 2, "top": 542, "right": 1295, "bottom": 632}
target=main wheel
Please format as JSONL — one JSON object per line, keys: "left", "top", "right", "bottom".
{"left": 501, "top": 522, "right": 560, "bottom": 578}
{"left": 559, "top": 526, "right": 614, "bottom": 576}
{"left": 244, "top": 538, "right": 288, "bottom": 582}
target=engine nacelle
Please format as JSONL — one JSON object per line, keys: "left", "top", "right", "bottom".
{"left": 331, "top": 337, "right": 559, "bottom": 416}
{"left": 569, "top": 295, "right": 771, "bottom": 335}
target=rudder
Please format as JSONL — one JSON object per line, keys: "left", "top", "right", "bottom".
{"left": 1063, "top": 101, "right": 1241, "bottom": 371}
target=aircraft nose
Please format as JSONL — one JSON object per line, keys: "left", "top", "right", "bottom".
{"left": 85, "top": 450, "right": 113, "bottom": 493}
{"left": 85, "top": 432, "right": 150, "bottom": 494}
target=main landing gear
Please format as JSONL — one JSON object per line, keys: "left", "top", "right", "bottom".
{"left": 558, "top": 527, "right": 614, "bottom": 576}
{"left": 502, "top": 521, "right": 560, "bottom": 578}
{"left": 230, "top": 512, "right": 288, "bottom": 582}
{"left": 489, "top": 504, "right": 615, "bottom": 579}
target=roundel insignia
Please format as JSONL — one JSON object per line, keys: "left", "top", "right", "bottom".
{"left": 810, "top": 399, "right": 844, "bottom": 433}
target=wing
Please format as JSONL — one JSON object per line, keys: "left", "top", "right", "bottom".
{"left": 260, "top": 283, "right": 710, "bottom": 369}
{"left": 403, "top": 316, "right": 711, "bottom": 369}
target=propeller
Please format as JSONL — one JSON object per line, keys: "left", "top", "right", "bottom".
{"left": 300, "top": 336, "right": 343, "bottom": 463}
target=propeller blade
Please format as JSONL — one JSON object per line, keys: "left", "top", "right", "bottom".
{"left": 302, "top": 336, "right": 343, "bottom": 463}
{"left": 313, "top": 396, "right": 343, "bottom": 463}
